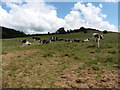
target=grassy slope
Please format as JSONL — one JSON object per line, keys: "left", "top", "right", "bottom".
{"left": 2, "top": 31, "right": 119, "bottom": 88}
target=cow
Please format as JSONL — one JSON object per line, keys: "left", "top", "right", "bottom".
{"left": 20, "top": 39, "right": 31, "bottom": 45}
{"left": 64, "top": 39, "right": 72, "bottom": 42}
{"left": 40, "top": 40, "right": 50, "bottom": 44}
{"left": 32, "top": 37, "right": 41, "bottom": 41}
{"left": 92, "top": 33, "right": 104, "bottom": 48}
{"left": 49, "top": 37, "right": 58, "bottom": 42}
{"left": 73, "top": 39, "right": 82, "bottom": 42}
{"left": 58, "top": 39, "right": 64, "bottom": 41}
{"left": 20, "top": 39, "right": 26, "bottom": 43}
{"left": 83, "top": 38, "right": 90, "bottom": 42}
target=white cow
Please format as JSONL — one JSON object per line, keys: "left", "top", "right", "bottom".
{"left": 92, "top": 33, "right": 104, "bottom": 48}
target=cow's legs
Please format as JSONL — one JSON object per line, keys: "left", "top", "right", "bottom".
{"left": 97, "top": 40, "right": 100, "bottom": 48}
{"left": 94, "top": 39, "right": 99, "bottom": 48}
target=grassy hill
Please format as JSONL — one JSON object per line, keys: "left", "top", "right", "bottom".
{"left": 2, "top": 31, "right": 119, "bottom": 88}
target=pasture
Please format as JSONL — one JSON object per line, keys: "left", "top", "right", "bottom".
{"left": 2, "top": 31, "right": 119, "bottom": 88}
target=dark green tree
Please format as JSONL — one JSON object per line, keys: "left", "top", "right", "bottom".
{"left": 56, "top": 27, "right": 66, "bottom": 34}
{"left": 48, "top": 32, "right": 50, "bottom": 35}
{"left": 103, "top": 30, "right": 108, "bottom": 34}
{"left": 79, "top": 27, "right": 85, "bottom": 32}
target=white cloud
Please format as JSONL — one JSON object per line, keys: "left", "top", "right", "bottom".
{"left": 99, "top": 4, "right": 103, "bottom": 8}
{"left": 64, "top": 11, "right": 85, "bottom": 29}
{"left": 0, "top": 1, "right": 65, "bottom": 34}
{"left": 71, "top": 2, "right": 117, "bottom": 32}
{"left": 0, "top": 1, "right": 118, "bottom": 34}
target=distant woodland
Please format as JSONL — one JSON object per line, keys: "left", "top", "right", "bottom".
{"left": 1, "top": 26, "right": 26, "bottom": 39}
{"left": 1, "top": 26, "right": 108, "bottom": 39}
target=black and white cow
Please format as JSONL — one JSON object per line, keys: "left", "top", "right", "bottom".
{"left": 40, "top": 40, "right": 50, "bottom": 44}
{"left": 83, "top": 38, "right": 90, "bottom": 42}
{"left": 73, "top": 39, "right": 82, "bottom": 42}
{"left": 32, "top": 37, "right": 41, "bottom": 41}
{"left": 20, "top": 39, "right": 31, "bottom": 45}
{"left": 92, "top": 33, "right": 104, "bottom": 48}
{"left": 49, "top": 37, "right": 58, "bottom": 42}
{"left": 64, "top": 39, "right": 72, "bottom": 42}
{"left": 20, "top": 39, "right": 26, "bottom": 43}
{"left": 58, "top": 39, "right": 64, "bottom": 41}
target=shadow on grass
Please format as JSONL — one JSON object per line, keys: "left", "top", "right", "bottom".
{"left": 87, "top": 45, "right": 105, "bottom": 49}
{"left": 87, "top": 45, "right": 96, "bottom": 48}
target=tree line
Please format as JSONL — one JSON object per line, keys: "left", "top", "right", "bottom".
{"left": 1, "top": 26, "right": 108, "bottom": 39}
{"left": 1, "top": 26, "right": 26, "bottom": 39}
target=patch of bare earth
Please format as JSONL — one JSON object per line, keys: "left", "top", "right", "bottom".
{"left": 2, "top": 49, "right": 38, "bottom": 66}
{"left": 55, "top": 68, "right": 119, "bottom": 88}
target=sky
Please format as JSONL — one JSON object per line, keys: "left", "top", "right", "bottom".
{"left": 0, "top": 0, "right": 119, "bottom": 34}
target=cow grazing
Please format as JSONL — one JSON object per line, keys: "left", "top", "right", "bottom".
{"left": 92, "top": 33, "right": 104, "bottom": 48}
{"left": 32, "top": 37, "right": 41, "bottom": 41}
{"left": 20, "top": 40, "right": 31, "bottom": 45}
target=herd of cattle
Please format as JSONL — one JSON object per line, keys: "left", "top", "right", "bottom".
{"left": 20, "top": 33, "right": 104, "bottom": 48}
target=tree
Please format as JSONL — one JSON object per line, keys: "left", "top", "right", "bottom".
{"left": 79, "top": 27, "right": 85, "bottom": 32}
{"left": 67, "top": 30, "right": 70, "bottom": 34}
{"left": 48, "top": 32, "right": 50, "bottom": 35}
{"left": 2, "top": 26, "right": 26, "bottom": 39}
{"left": 56, "top": 27, "right": 66, "bottom": 34}
{"left": 103, "top": 30, "right": 108, "bottom": 34}
{"left": 69, "top": 29, "right": 73, "bottom": 33}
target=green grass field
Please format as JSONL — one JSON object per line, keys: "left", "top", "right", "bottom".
{"left": 2, "top": 31, "right": 119, "bottom": 88}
